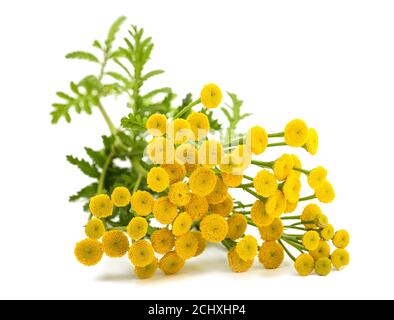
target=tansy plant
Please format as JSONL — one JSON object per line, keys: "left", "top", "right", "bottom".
{"left": 53, "top": 17, "right": 350, "bottom": 279}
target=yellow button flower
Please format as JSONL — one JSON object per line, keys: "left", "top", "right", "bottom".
{"left": 151, "top": 228, "right": 175, "bottom": 254}
{"left": 128, "top": 239, "right": 155, "bottom": 268}
{"left": 236, "top": 235, "right": 258, "bottom": 261}
{"left": 161, "top": 163, "right": 186, "bottom": 184}
{"left": 175, "top": 143, "right": 198, "bottom": 165}
{"left": 227, "top": 248, "right": 254, "bottom": 273}
{"left": 146, "top": 114, "right": 167, "bottom": 137}
{"left": 253, "top": 170, "right": 278, "bottom": 198}
{"left": 284, "top": 119, "right": 309, "bottom": 147}
{"left": 186, "top": 194, "right": 209, "bottom": 221}
{"left": 258, "top": 241, "right": 284, "bottom": 269}
{"left": 85, "top": 218, "right": 106, "bottom": 240}
{"left": 200, "top": 83, "right": 222, "bottom": 109}
{"left": 134, "top": 257, "right": 158, "bottom": 280}
{"left": 210, "top": 194, "right": 234, "bottom": 217}
{"left": 187, "top": 112, "right": 210, "bottom": 140}
{"left": 206, "top": 178, "right": 228, "bottom": 205}
{"left": 130, "top": 190, "right": 154, "bottom": 216}
{"left": 172, "top": 212, "right": 193, "bottom": 237}
{"left": 247, "top": 126, "right": 268, "bottom": 155}
{"left": 333, "top": 230, "right": 350, "bottom": 249}
{"left": 147, "top": 167, "right": 170, "bottom": 192}
{"left": 285, "top": 200, "right": 298, "bottom": 213}
{"left": 127, "top": 217, "right": 148, "bottom": 241}
{"left": 191, "top": 231, "right": 207, "bottom": 257}
{"left": 251, "top": 200, "right": 274, "bottom": 227}
{"left": 175, "top": 232, "right": 198, "bottom": 260}
{"left": 89, "top": 194, "right": 113, "bottom": 218}
{"left": 258, "top": 218, "right": 283, "bottom": 241}
{"left": 200, "top": 214, "right": 229, "bottom": 243}
{"left": 102, "top": 230, "right": 129, "bottom": 258}
{"left": 305, "top": 128, "right": 318, "bottom": 155}
{"left": 301, "top": 204, "right": 322, "bottom": 228}
{"left": 189, "top": 167, "right": 217, "bottom": 196}
{"left": 308, "top": 167, "right": 327, "bottom": 190}
{"left": 168, "top": 119, "right": 193, "bottom": 144}
{"left": 74, "top": 238, "right": 103, "bottom": 266}
{"left": 283, "top": 174, "right": 301, "bottom": 203}
{"left": 273, "top": 154, "right": 294, "bottom": 181}
{"left": 221, "top": 172, "right": 243, "bottom": 188}
{"left": 168, "top": 182, "right": 191, "bottom": 207}
{"left": 294, "top": 253, "right": 314, "bottom": 276}
{"left": 111, "top": 186, "right": 131, "bottom": 207}
{"left": 309, "top": 240, "right": 331, "bottom": 261}
{"left": 302, "top": 230, "right": 320, "bottom": 251}
{"left": 321, "top": 224, "right": 335, "bottom": 241}
{"left": 146, "top": 137, "right": 174, "bottom": 164}
{"left": 159, "top": 251, "right": 185, "bottom": 275}
{"left": 198, "top": 140, "right": 223, "bottom": 167}
{"left": 315, "top": 180, "right": 335, "bottom": 203}
{"left": 153, "top": 197, "right": 178, "bottom": 225}
{"left": 227, "top": 214, "right": 247, "bottom": 240}
{"left": 331, "top": 249, "right": 350, "bottom": 270}
{"left": 315, "top": 257, "right": 331, "bottom": 276}
{"left": 290, "top": 154, "right": 302, "bottom": 178}
{"left": 265, "top": 190, "right": 286, "bottom": 218}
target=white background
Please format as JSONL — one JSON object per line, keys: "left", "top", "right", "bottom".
{"left": 0, "top": 0, "right": 393, "bottom": 300}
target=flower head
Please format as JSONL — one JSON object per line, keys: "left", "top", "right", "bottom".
{"left": 247, "top": 126, "right": 268, "bottom": 155}
{"left": 153, "top": 197, "right": 178, "bottom": 225}
{"left": 221, "top": 173, "right": 243, "bottom": 188}
{"left": 102, "top": 230, "right": 129, "bottom": 258}
{"left": 186, "top": 194, "right": 209, "bottom": 221}
{"left": 333, "top": 230, "right": 350, "bottom": 249}
{"left": 168, "top": 182, "right": 191, "bottom": 207}
{"left": 302, "top": 230, "right": 320, "bottom": 251}
{"left": 265, "top": 190, "right": 286, "bottom": 218}
{"left": 331, "top": 249, "right": 350, "bottom": 270}
{"left": 301, "top": 204, "right": 322, "bottom": 228}
{"left": 128, "top": 239, "right": 155, "bottom": 268}
{"left": 308, "top": 167, "right": 327, "bottom": 190}
{"left": 175, "top": 143, "right": 198, "bottom": 165}
{"left": 273, "top": 154, "right": 294, "bottom": 181}
{"left": 321, "top": 224, "right": 335, "bottom": 241}
{"left": 187, "top": 112, "right": 210, "bottom": 140}
{"left": 251, "top": 200, "right": 274, "bottom": 227}
{"left": 147, "top": 137, "right": 174, "bottom": 164}
{"left": 168, "top": 119, "right": 193, "bottom": 144}
{"left": 210, "top": 194, "right": 234, "bottom": 217}
{"left": 290, "top": 154, "right": 302, "bottom": 178}
{"left": 227, "top": 214, "right": 247, "bottom": 240}
{"left": 294, "top": 253, "right": 314, "bottom": 276}
{"left": 258, "top": 241, "right": 284, "bottom": 269}
{"left": 191, "top": 231, "right": 207, "bottom": 256}
{"left": 161, "top": 163, "right": 186, "bottom": 184}
{"left": 253, "top": 170, "right": 278, "bottom": 198}
{"left": 134, "top": 257, "right": 158, "bottom": 280}
{"left": 159, "top": 251, "right": 185, "bottom": 275}
{"left": 206, "top": 178, "right": 228, "bottom": 205}
{"left": 189, "top": 167, "right": 217, "bottom": 196}
{"left": 127, "top": 217, "right": 148, "bottom": 241}
{"left": 315, "top": 257, "right": 331, "bottom": 276}
{"left": 227, "top": 248, "right": 254, "bottom": 273}
{"left": 258, "top": 218, "right": 283, "bottom": 241}
{"left": 130, "top": 191, "right": 154, "bottom": 216}
{"left": 147, "top": 167, "right": 170, "bottom": 192}
{"left": 89, "top": 194, "right": 113, "bottom": 218}
{"left": 200, "top": 214, "right": 229, "bottom": 243}
{"left": 85, "top": 218, "right": 106, "bottom": 240}
{"left": 236, "top": 235, "right": 258, "bottom": 261}
{"left": 305, "top": 128, "right": 318, "bottom": 155}
{"left": 146, "top": 114, "right": 167, "bottom": 136}
{"left": 151, "top": 228, "right": 175, "bottom": 254}
{"left": 198, "top": 140, "right": 223, "bottom": 167}
{"left": 315, "top": 181, "right": 335, "bottom": 203}
{"left": 111, "top": 186, "right": 131, "bottom": 207}
{"left": 74, "top": 238, "right": 103, "bottom": 266}
{"left": 284, "top": 119, "right": 309, "bottom": 147}
{"left": 175, "top": 232, "right": 198, "bottom": 260}
{"left": 172, "top": 212, "right": 192, "bottom": 237}
{"left": 309, "top": 240, "right": 331, "bottom": 260}
{"left": 283, "top": 174, "right": 301, "bottom": 203}
{"left": 200, "top": 83, "right": 222, "bottom": 109}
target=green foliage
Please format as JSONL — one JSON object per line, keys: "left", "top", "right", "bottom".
{"left": 66, "top": 51, "right": 99, "bottom": 63}
{"left": 66, "top": 155, "right": 100, "bottom": 178}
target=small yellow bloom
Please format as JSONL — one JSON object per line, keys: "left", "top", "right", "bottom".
{"left": 333, "top": 230, "right": 350, "bottom": 249}
{"left": 305, "top": 128, "right": 318, "bottom": 155}
{"left": 151, "top": 228, "right": 175, "bottom": 254}
{"left": 315, "top": 257, "right": 331, "bottom": 276}
{"left": 236, "top": 235, "right": 258, "bottom": 261}
{"left": 111, "top": 186, "right": 131, "bottom": 207}
{"left": 283, "top": 174, "right": 301, "bottom": 203}
{"left": 200, "top": 214, "right": 229, "bottom": 243}
{"left": 227, "top": 214, "right": 247, "bottom": 240}
{"left": 189, "top": 166, "right": 217, "bottom": 196}
{"left": 198, "top": 140, "right": 223, "bottom": 167}
{"left": 146, "top": 137, "right": 174, "bottom": 164}
{"left": 134, "top": 257, "right": 158, "bottom": 280}
{"left": 308, "top": 167, "right": 327, "bottom": 190}
{"left": 227, "top": 248, "right": 254, "bottom": 273}
{"left": 265, "top": 190, "right": 286, "bottom": 218}
{"left": 168, "top": 119, "right": 193, "bottom": 144}
{"left": 317, "top": 213, "right": 329, "bottom": 228}
{"left": 315, "top": 180, "right": 335, "bottom": 203}
{"left": 127, "top": 217, "right": 148, "bottom": 241}
{"left": 221, "top": 172, "right": 243, "bottom": 188}
{"left": 200, "top": 83, "right": 222, "bottom": 109}
{"left": 153, "top": 197, "right": 178, "bottom": 225}
{"left": 102, "top": 230, "right": 129, "bottom": 258}
{"left": 290, "top": 154, "right": 302, "bottom": 178}
{"left": 172, "top": 212, "right": 193, "bottom": 237}
{"left": 85, "top": 218, "right": 106, "bottom": 239}
{"left": 253, "top": 170, "right": 278, "bottom": 198}
{"left": 206, "top": 178, "right": 228, "bottom": 205}
{"left": 186, "top": 194, "right": 209, "bottom": 221}
{"left": 147, "top": 167, "right": 170, "bottom": 192}
{"left": 247, "top": 126, "right": 268, "bottom": 155}
{"left": 230, "top": 145, "right": 252, "bottom": 171}
{"left": 284, "top": 119, "right": 309, "bottom": 147}
{"left": 74, "top": 238, "right": 103, "bottom": 266}
{"left": 210, "top": 194, "right": 234, "bottom": 217}
{"left": 251, "top": 200, "right": 274, "bottom": 227}
{"left": 175, "top": 232, "right": 198, "bottom": 260}
{"left": 89, "top": 194, "right": 113, "bottom": 218}
{"left": 310, "top": 240, "right": 331, "bottom": 260}
{"left": 128, "top": 239, "right": 155, "bottom": 267}
{"left": 161, "top": 163, "right": 186, "bottom": 184}
{"left": 168, "top": 182, "right": 191, "bottom": 207}
{"left": 220, "top": 153, "right": 244, "bottom": 175}
{"left": 331, "top": 248, "right": 350, "bottom": 270}
{"left": 321, "top": 224, "right": 335, "bottom": 241}
{"left": 159, "top": 251, "right": 185, "bottom": 275}
{"left": 285, "top": 200, "right": 298, "bottom": 213}
{"left": 302, "top": 231, "right": 320, "bottom": 251}
{"left": 273, "top": 154, "right": 294, "bottom": 181}
{"left": 186, "top": 112, "right": 210, "bottom": 140}
{"left": 175, "top": 143, "right": 198, "bottom": 165}
{"left": 130, "top": 191, "right": 154, "bottom": 216}
{"left": 294, "top": 253, "right": 314, "bottom": 276}
{"left": 191, "top": 231, "right": 207, "bottom": 257}
{"left": 146, "top": 114, "right": 167, "bottom": 136}
{"left": 258, "top": 218, "right": 283, "bottom": 241}
{"left": 258, "top": 241, "right": 284, "bottom": 269}
{"left": 301, "top": 204, "right": 322, "bottom": 228}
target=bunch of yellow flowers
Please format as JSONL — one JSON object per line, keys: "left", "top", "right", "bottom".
{"left": 75, "top": 83, "right": 350, "bottom": 279}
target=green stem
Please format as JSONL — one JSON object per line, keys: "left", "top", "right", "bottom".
{"left": 221, "top": 239, "right": 237, "bottom": 251}
{"left": 267, "top": 142, "right": 287, "bottom": 147}
{"left": 251, "top": 160, "right": 274, "bottom": 168}
{"left": 293, "top": 167, "right": 310, "bottom": 175}
{"left": 284, "top": 226, "right": 307, "bottom": 231}
{"left": 133, "top": 174, "right": 142, "bottom": 193}
{"left": 107, "top": 226, "right": 127, "bottom": 231}
{"left": 97, "top": 101, "right": 118, "bottom": 136}
{"left": 299, "top": 195, "right": 316, "bottom": 202}
{"left": 234, "top": 203, "right": 253, "bottom": 209}
{"left": 97, "top": 146, "right": 116, "bottom": 194}
{"left": 268, "top": 132, "right": 284, "bottom": 138}
{"left": 243, "top": 175, "right": 253, "bottom": 181}
{"left": 278, "top": 239, "right": 295, "bottom": 262}
{"left": 282, "top": 238, "right": 305, "bottom": 253}
{"left": 281, "top": 215, "right": 301, "bottom": 220}
{"left": 246, "top": 217, "right": 257, "bottom": 227}
{"left": 173, "top": 98, "right": 201, "bottom": 119}
{"left": 238, "top": 183, "right": 254, "bottom": 189}
{"left": 244, "top": 188, "right": 266, "bottom": 202}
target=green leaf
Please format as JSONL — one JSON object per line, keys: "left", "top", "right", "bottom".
{"left": 56, "top": 91, "right": 73, "bottom": 101}
{"left": 66, "top": 155, "right": 100, "bottom": 178}
{"left": 69, "top": 183, "right": 98, "bottom": 202}
{"left": 85, "top": 147, "right": 106, "bottom": 168}
{"left": 66, "top": 51, "right": 99, "bottom": 63}
{"left": 105, "top": 71, "right": 131, "bottom": 87}
{"left": 200, "top": 108, "right": 222, "bottom": 131}
{"left": 121, "top": 113, "right": 146, "bottom": 131}
{"left": 106, "top": 16, "right": 127, "bottom": 47}
{"left": 102, "top": 135, "right": 115, "bottom": 153}
{"left": 141, "top": 69, "right": 164, "bottom": 82}
{"left": 142, "top": 87, "right": 171, "bottom": 100}
{"left": 51, "top": 104, "right": 71, "bottom": 124}
{"left": 93, "top": 40, "right": 102, "bottom": 50}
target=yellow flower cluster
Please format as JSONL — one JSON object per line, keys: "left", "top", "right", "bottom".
{"left": 74, "top": 84, "right": 349, "bottom": 279}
